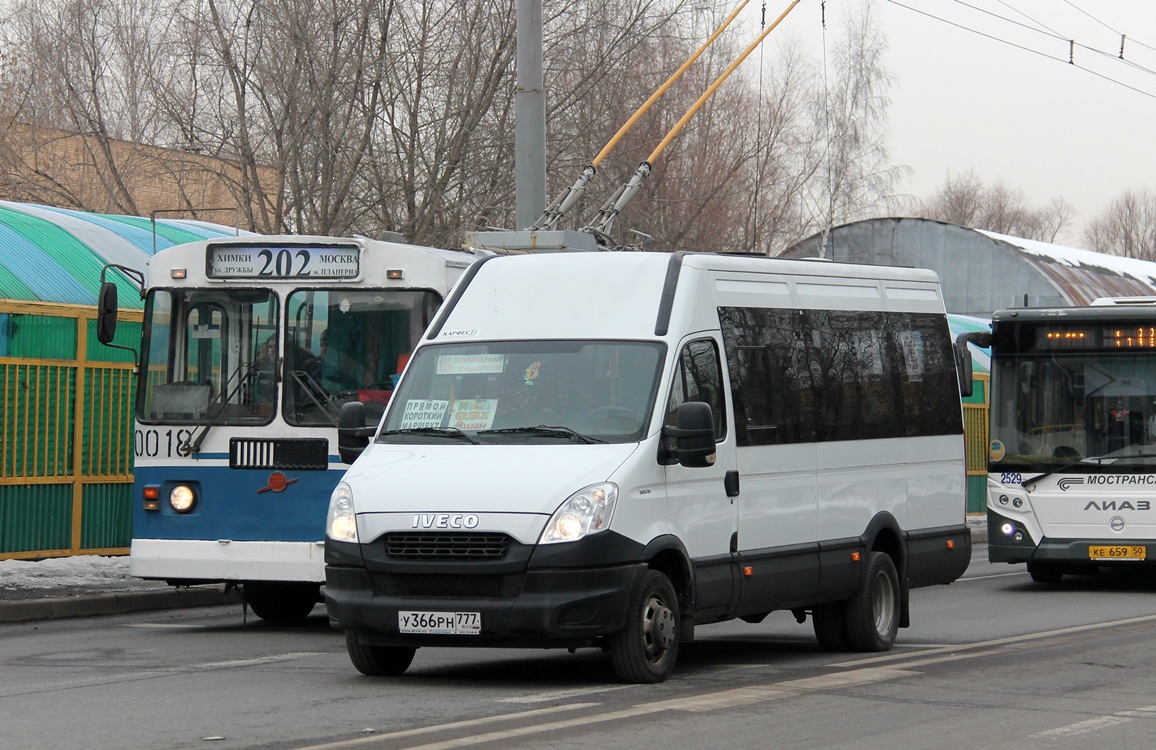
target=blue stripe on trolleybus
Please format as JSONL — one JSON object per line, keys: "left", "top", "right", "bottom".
{"left": 132, "top": 465, "right": 346, "bottom": 543}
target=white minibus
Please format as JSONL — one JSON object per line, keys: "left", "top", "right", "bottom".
{"left": 325, "top": 251, "right": 971, "bottom": 682}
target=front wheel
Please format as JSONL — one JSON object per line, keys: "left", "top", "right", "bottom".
{"left": 844, "top": 552, "right": 900, "bottom": 652}
{"left": 243, "top": 583, "right": 319, "bottom": 623}
{"left": 609, "top": 570, "right": 680, "bottom": 683}
{"left": 1028, "top": 562, "right": 1064, "bottom": 583}
{"left": 345, "top": 630, "right": 416, "bottom": 676}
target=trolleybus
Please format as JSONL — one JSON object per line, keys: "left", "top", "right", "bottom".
{"left": 99, "top": 235, "right": 484, "bottom": 619}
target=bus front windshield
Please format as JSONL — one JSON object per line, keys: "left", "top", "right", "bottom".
{"left": 379, "top": 341, "right": 665, "bottom": 444}
{"left": 139, "top": 287, "right": 442, "bottom": 427}
{"left": 991, "top": 352, "right": 1156, "bottom": 470}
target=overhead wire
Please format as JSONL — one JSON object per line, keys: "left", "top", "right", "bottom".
{"left": 886, "top": 0, "right": 1156, "bottom": 101}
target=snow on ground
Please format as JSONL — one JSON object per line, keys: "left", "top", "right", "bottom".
{"left": 0, "top": 555, "right": 146, "bottom": 595}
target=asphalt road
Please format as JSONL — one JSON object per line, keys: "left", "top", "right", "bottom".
{"left": 5, "top": 543, "right": 1156, "bottom": 750}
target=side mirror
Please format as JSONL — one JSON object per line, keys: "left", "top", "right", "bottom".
{"left": 97, "top": 282, "right": 118, "bottom": 345}
{"left": 337, "top": 401, "right": 373, "bottom": 464}
{"left": 954, "top": 331, "right": 992, "bottom": 400}
{"left": 662, "top": 401, "right": 716, "bottom": 468}
{"left": 953, "top": 341, "right": 974, "bottom": 398}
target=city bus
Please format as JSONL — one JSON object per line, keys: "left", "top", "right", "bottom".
{"left": 98, "top": 235, "right": 485, "bottom": 620}
{"left": 983, "top": 299, "right": 1156, "bottom": 582}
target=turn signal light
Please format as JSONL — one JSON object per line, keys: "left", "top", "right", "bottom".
{"left": 851, "top": 551, "right": 861, "bottom": 562}
{"left": 143, "top": 485, "right": 160, "bottom": 511}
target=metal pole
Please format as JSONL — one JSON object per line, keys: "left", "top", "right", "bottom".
{"left": 515, "top": 0, "right": 546, "bottom": 229}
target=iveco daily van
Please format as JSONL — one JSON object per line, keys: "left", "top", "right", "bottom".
{"left": 325, "top": 250, "right": 971, "bottom": 683}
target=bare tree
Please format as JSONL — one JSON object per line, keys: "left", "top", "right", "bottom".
{"left": 804, "top": 0, "right": 904, "bottom": 251}
{"left": 919, "top": 170, "right": 1075, "bottom": 243}
{"left": 1084, "top": 189, "right": 1156, "bottom": 260}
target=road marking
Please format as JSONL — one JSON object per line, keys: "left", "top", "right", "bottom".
{"left": 959, "top": 571, "right": 1027, "bottom": 581}
{"left": 1029, "top": 705, "right": 1156, "bottom": 740}
{"left": 498, "top": 685, "right": 632, "bottom": 703}
{"left": 196, "top": 652, "right": 324, "bottom": 669}
{"left": 1030, "top": 715, "right": 1131, "bottom": 738}
{"left": 294, "top": 666, "right": 917, "bottom": 750}
{"left": 293, "top": 704, "right": 601, "bottom": 750}
{"left": 829, "top": 612, "right": 1156, "bottom": 669}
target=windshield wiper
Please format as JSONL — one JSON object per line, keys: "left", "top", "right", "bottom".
{"left": 1021, "top": 450, "right": 1156, "bottom": 490}
{"left": 378, "top": 427, "right": 481, "bottom": 444}
{"left": 479, "top": 426, "right": 606, "bottom": 444}
{"left": 1022, "top": 454, "right": 1110, "bottom": 490}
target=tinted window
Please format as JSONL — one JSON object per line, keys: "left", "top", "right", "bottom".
{"left": 720, "top": 307, "right": 962, "bottom": 446}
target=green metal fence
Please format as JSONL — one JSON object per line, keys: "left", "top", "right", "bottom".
{"left": 0, "top": 299, "right": 141, "bottom": 559}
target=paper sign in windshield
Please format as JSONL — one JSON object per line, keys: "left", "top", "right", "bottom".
{"left": 450, "top": 399, "right": 497, "bottom": 430}
{"left": 399, "top": 399, "right": 449, "bottom": 429}
{"left": 435, "top": 354, "right": 505, "bottom": 375}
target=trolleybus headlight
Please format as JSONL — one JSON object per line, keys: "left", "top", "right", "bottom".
{"left": 539, "top": 483, "right": 618, "bottom": 544}
{"left": 170, "top": 485, "right": 196, "bottom": 513}
{"left": 326, "top": 482, "right": 359, "bottom": 543}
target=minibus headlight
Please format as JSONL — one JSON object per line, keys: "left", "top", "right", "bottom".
{"left": 169, "top": 485, "right": 196, "bottom": 513}
{"left": 326, "top": 482, "right": 359, "bottom": 543}
{"left": 540, "top": 483, "right": 618, "bottom": 544}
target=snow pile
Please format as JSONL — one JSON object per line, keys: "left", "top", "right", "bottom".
{"left": 0, "top": 555, "right": 135, "bottom": 593}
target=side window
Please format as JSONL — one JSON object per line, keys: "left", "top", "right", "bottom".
{"left": 666, "top": 339, "right": 727, "bottom": 440}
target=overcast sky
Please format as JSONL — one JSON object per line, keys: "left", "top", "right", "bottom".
{"left": 758, "top": 0, "right": 1156, "bottom": 246}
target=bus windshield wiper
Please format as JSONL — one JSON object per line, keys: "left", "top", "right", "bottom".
{"left": 378, "top": 427, "right": 480, "bottom": 444}
{"left": 1024, "top": 450, "right": 1156, "bottom": 489}
{"left": 479, "top": 426, "right": 606, "bottom": 444}
{"left": 1022, "top": 455, "right": 1109, "bottom": 490}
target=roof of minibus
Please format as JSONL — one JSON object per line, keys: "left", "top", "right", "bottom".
{"left": 429, "top": 251, "right": 945, "bottom": 344}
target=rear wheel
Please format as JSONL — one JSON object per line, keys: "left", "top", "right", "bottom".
{"left": 812, "top": 602, "right": 852, "bottom": 652}
{"left": 345, "top": 630, "right": 416, "bottom": 676}
{"left": 609, "top": 570, "right": 680, "bottom": 683}
{"left": 244, "top": 583, "right": 319, "bottom": 622}
{"left": 844, "top": 552, "right": 900, "bottom": 652}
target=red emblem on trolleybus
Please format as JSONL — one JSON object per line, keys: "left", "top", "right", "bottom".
{"left": 258, "top": 472, "right": 299, "bottom": 493}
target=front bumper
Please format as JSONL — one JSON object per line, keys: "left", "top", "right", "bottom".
{"left": 325, "top": 561, "right": 648, "bottom": 648}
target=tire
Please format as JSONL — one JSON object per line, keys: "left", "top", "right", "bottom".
{"left": 345, "top": 630, "right": 416, "bottom": 676}
{"left": 844, "top": 552, "right": 900, "bottom": 652}
{"left": 812, "top": 602, "right": 852, "bottom": 652}
{"left": 244, "top": 583, "right": 319, "bottom": 623}
{"left": 609, "top": 570, "right": 680, "bottom": 684}
{"left": 1028, "top": 562, "right": 1064, "bottom": 583}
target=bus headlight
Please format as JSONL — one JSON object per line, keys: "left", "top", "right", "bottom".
{"left": 169, "top": 485, "right": 196, "bottom": 513}
{"left": 326, "top": 482, "right": 359, "bottom": 543}
{"left": 539, "top": 483, "right": 618, "bottom": 544}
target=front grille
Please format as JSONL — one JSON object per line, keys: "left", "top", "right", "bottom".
{"left": 371, "top": 572, "right": 524, "bottom": 599}
{"left": 230, "top": 438, "right": 328, "bottom": 470}
{"left": 384, "top": 533, "right": 511, "bottom": 560}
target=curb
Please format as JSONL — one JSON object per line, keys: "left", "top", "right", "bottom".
{"left": 0, "top": 587, "right": 242, "bottom": 624}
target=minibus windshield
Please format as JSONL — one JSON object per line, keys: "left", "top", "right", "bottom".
{"left": 379, "top": 340, "right": 665, "bottom": 444}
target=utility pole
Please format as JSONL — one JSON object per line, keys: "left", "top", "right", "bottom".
{"left": 515, "top": 0, "right": 546, "bottom": 229}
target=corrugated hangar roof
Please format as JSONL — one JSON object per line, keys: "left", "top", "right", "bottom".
{"left": 784, "top": 218, "right": 1156, "bottom": 317}
{"left": 0, "top": 200, "right": 247, "bottom": 309}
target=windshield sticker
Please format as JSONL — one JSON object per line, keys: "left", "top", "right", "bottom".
{"left": 450, "top": 399, "right": 498, "bottom": 430}
{"left": 524, "top": 361, "right": 541, "bottom": 385}
{"left": 435, "top": 354, "right": 506, "bottom": 375}
{"left": 192, "top": 324, "right": 221, "bottom": 339}
{"left": 399, "top": 399, "right": 450, "bottom": 429}
{"left": 990, "top": 439, "right": 1006, "bottom": 462}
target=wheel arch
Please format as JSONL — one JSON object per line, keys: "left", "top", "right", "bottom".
{"left": 861, "top": 512, "right": 910, "bottom": 628}
{"left": 640, "top": 535, "right": 695, "bottom": 630}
